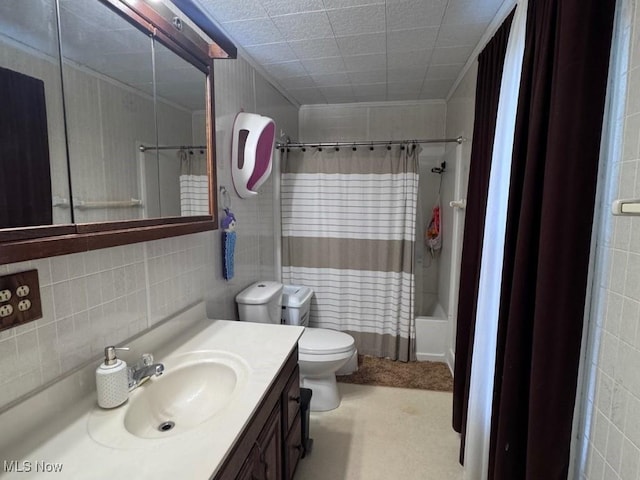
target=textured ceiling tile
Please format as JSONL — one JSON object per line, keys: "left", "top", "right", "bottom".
{"left": 420, "top": 78, "right": 453, "bottom": 98}
{"left": 320, "top": 88, "right": 356, "bottom": 103}
{"left": 387, "top": 27, "right": 439, "bottom": 53}
{"left": 430, "top": 45, "right": 474, "bottom": 65}
{"left": 347, "top": 70, "right": 387, "bottom": 84}
{"left": 436, "top": 23, "right": 487, "bottom": 48}
{"left": 386, "top": 0, "right": 447, "bottom": 31}
{"left": 244, "top": 42, "right": 297, "bottom": 64}
{"left": 326, "top": 5, "right": 386, "bottom": 36}
{"left": 200, "top": 0, "right": 268, "bottom": 22}
{"left": 388, "top": 66, "right": 427, "bottom": 83}
{"left": 387, "top": 81, "right": 423, "bottom": 95}
{"left": 352, "top": 83, "right": 387, "bottom": 96}
{"left": 271, "top": 11, "right": 334, "bottom": 41}
{"left": 263, "top": 60, "right": 308, "bottom": 78}
{"left": 336, "top": 32, "right": 386, "bottom": 56}
{"left": 441, "top": 0, "right": 503, "bottom": 25}
{"left": 426, "top": 63, "right": 465, "bottom": 80}
{"left": 222, "top": 18, "right": 284, "bottom": 45}
{"left": 387, "top": 49, "right": 432, "bottom": 69}
{"left": 320, "top": 85, "right": 355, "bottom": 96}
{"left": 388, "top": 91, "right": 422, "bottom": 101}
{"left": 261, "top": 0, "right": 325, "bottom": 16}
{"left": 289, "top": 37, "right": 341, "bottom": 59}
{"left": 301, "top": 56, "right": 347, "bottom": 74}
{"left": 311, "top": 72, "right": 351, "bottom": 86}
{"left": 278, "top": 75, "right": 318, "bottom": 89}
{"left": 323, "top": 0, "right": 385, "bottom": 8}
{"left": 343, "top": 53, "right": 387, "bottom": 72}
{"left": 289, "top": 87, "right": 327, "bottom": 104}
{"left": 195, "top": 0, "right": 500, "bottom": 103}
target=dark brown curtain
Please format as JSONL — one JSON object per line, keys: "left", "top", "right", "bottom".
{"left": 452, "top": 11, "right": 514, "bottom": 463}
{"left": 488, "top": 0, "right": 616, "bottom": 478}
{"left": 0, "top": 66, "right": 53, "bottom": 228}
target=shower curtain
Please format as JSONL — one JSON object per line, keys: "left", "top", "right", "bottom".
{"left": 179, "top": 149, "right": 208, "bottom": 216}
{"left": 281, "top": 146, "right": 419, "bottom": 361}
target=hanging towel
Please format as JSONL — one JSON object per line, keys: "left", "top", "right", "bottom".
{"left": 426, "top": 202, "right": 441, "bottom": 255}
{"left": 221, "top": 208, "right": 237, "bottom": 280}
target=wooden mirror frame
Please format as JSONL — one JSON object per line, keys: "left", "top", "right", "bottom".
{"left": 0, "top": 0, "right": 235, "bottom": 265}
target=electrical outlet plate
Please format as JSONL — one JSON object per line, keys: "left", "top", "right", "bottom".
{"left": 0, "top": 270, "right": 42, "bottom": 332}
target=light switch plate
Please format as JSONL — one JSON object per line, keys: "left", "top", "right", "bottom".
{"left": 0, "top": 270, "right": 42, "bottom": 332}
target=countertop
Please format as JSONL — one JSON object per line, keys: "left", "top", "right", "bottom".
{"left": 0, "top": 312, "right": 304, "bottom": 479}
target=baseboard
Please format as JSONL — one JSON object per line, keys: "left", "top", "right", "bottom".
{"left": 416, "top": 352, "right": 447, "bottom": 363}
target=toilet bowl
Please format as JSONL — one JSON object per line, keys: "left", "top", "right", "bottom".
{"left": 236, "top": 281, "right": 356, "bottom": 412}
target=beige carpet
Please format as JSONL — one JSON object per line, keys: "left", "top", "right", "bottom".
{"left": 337, "top": 355, "right": 453, "bottom": 392}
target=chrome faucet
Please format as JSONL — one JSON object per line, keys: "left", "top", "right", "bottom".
{"left": 128, "top": 353, "right": 164, "bottom": 390}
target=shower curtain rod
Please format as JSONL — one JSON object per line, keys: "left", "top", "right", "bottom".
{"left": 138, "top": 144, "right": 207, "bottom": 152}
{"left": 275, "top": 136, "right": 463, "bottom": 149}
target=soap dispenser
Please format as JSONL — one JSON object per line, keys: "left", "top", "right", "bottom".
{"left": 96, "top": 346, "right": 129, "bottom": 408}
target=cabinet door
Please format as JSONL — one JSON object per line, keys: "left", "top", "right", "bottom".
{"left": 285, "top": 413, "right": 303, "bottom": 480}
{"left": 236, "top": 447, "right": 260, "bottom": 480}
{"left": 283, "top": 366, "right": 301, "bottom": 434}
{"left": 257, "top": 407, "right": 282, "bottom": 480}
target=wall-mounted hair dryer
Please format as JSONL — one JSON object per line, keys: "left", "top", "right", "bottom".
{"left": 231, "top": 112, "right": 276, "bottom": 198}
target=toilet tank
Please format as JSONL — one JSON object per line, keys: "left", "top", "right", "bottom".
{"left": 281, "top": 285, "right": 313, "bottom": 326}
{"left": 235, "top": 281, "right": 283, "bottom": 324}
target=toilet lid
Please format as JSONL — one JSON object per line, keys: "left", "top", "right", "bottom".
{"left": 299, "top": 328, "right": 355, "bottom": 355}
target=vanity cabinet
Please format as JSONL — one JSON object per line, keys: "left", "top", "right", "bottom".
{"left": 214, "top": 347, "right": 303, "bottom": 480}
{"left": 236, "top": 407, "right": 281, "bottom": 480}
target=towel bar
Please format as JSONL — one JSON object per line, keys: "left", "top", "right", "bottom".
{"left": 612, "top": 198, "right": 640, "bottom": 215}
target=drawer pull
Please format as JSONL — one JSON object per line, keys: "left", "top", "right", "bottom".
{"left": 289, "top": 395, "right": 300, "bottom": 403}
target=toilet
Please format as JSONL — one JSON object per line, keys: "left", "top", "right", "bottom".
{"left": 236, "top": 281, "right": 356, "bottom": 412}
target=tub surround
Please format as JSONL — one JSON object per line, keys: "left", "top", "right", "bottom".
{"left": 0, "top": 303, "right": 304, "bottom": 479}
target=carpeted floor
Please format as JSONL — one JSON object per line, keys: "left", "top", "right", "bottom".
{"left": 337, "top": 355, "right": 453, "bottom": 392}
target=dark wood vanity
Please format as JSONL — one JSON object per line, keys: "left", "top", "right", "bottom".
{"left": 214, "top": 348, "right": 302, "bottom": 480}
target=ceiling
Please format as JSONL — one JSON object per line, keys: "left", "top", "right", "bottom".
{"left": 194, "top": 0, "right": 507, "bottom": 105}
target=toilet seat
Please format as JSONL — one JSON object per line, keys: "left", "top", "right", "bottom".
{"left": 299, "top": 328, "right": 355, "bottom": 355}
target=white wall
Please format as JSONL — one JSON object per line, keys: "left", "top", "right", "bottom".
{"left": 443, "top": 62, "right": 478, "bottom": 369}
{"left": 579, "top": 0, "right": 640, "bottom": 478}
{"left": 0, "top": 54, "right": 298, "bottom": 410}
{"left": 299, "top": 100, "right": 446, "bottom": 143}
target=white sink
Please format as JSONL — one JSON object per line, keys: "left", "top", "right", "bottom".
{"left": 88, "top": 350, "right": 249, "bottom": 447}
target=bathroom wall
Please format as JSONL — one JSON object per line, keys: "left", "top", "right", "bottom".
{"left": 299, "top": 100, "right": 446, "bottom": 143}
{"left": 442, "top": 62, "right": 478, "bottom": 366}
{"left": 0, "top": 54, "right": 298, "bottom": 410}
{"left": 580, "top": 0, "right": 640, "bottom": 478}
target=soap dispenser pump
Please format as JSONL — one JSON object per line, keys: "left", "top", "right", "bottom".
{"left": 96, "top": 346, "right": 129, "bottom": 408}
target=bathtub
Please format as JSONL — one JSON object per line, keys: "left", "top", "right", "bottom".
{"left": 415, "top": 295, "right": 448, "bottom": 363}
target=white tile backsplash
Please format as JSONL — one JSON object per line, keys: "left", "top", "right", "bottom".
{"left": 0, "top": 54, "right": 297, "bottom": 410}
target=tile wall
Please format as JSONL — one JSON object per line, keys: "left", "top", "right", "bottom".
{"left": 581, "top": 0, "right": 640, "bottom": 478}
{"left": 0, "top": 54, "right": 298, "bottom": 410}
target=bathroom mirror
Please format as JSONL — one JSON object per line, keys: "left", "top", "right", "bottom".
{"left": 0, "top": 0, "right": 234, "bottom": 263}
{"left": 0, "top": 0, "right": 72, "bottom": 230}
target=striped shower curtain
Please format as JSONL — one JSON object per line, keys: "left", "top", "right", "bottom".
{"left": 281, "top": 146, "right": 419, "bottom": 361}
{"left": 179, "top": 149, "right": 209, "bottom": 216}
